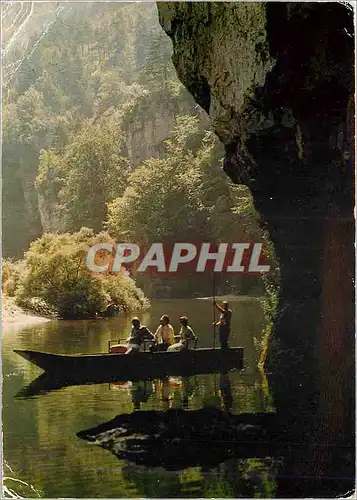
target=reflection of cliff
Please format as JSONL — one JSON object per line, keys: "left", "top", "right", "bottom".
{"left": 78, "top": 408, "right": 276, "bottom": 468}
{"left": 78, "top": 405, "right": 353, "bottom": 496}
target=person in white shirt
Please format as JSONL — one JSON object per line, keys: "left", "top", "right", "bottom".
{"left": 154, "top": 315, "right": 175, "bottom": 351}
{"left": 167, "top": 316, "right": 197, "bottom": 352}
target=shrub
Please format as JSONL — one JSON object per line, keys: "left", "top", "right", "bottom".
{"left": 101, "top": 274, "right": 149, "bottom": 312}
{"left": 16, "top": 229, "right": 149, "bottom": 319}
{"left": 2, "top": 259, "right": 24, "bottom": 297}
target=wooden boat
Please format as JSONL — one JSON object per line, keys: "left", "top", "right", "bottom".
{"left": 14, "top": 347, "right": 244, "bottom": 385}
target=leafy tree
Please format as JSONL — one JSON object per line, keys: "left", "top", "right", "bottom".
{"left": 37, "top": 122, "right": 131, "bottom": 233}
{"left": 101, "top": 275, "right": 149, "bottom": 313}
{"left": 3, "top": 3, "right": 198, "bottom": 257}
{"left": 2, "top": 2, "right": 275, "bottom": 304}
{"left": 2, "top": 89, "right": 62, "bottom": 256}
{"left": 107, "top": 115, "right": 261, "bottom": 246}
{"left": 106, "top": 115, "right": 267, "bottom": 297}
{"left": 139, "top": 28, "right": 175, "bottom": 89}
{"left": 16, "top": 230, "right": 108, "bottom": 318}
{"left": 2, "top": 259, "right": 25, "bottom": 297}
{"left": 106, "top": 116, "right": 212, "bottom": 243}
{"left": 15, "top": 228, "right": 148, "bottom": 319}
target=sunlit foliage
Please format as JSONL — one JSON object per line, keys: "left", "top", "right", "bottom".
{"left": 14, "top": 228, "right": 149, "bottom": 319}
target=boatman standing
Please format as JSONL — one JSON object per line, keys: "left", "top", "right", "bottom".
{"left": 213, "top": 299, "right": 232, "bottom": 349}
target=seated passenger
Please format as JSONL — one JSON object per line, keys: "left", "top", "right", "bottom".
{"left": 126, "top": 317, "right": 154, "bottom": 354}
{"left": 153, "top": 315, "right": 175, "bottom": 351}
{"left": 167, "top": 316, "right": 197, "bottom": 352}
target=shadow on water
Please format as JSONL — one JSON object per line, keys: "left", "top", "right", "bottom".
{"left": 77, "top": 407, "right": 276, "bottom": 469}
{"left": 16, "top": 367, "right": 355, "bottom": 498}
{"left": 13, "top": 368, "right": 356, "bottom": 498}
{"left": 76, "top": 405, "right": 354, "bottom": 498}
{"left": 74, "top": 369, "right": 354, "bottom": 498}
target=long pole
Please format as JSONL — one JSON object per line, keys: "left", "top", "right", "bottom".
{"left": 212, "top": 271, "right": 216, "bottom": 349}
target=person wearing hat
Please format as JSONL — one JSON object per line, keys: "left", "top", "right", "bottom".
{"left": 213, "top": 299, "right": 232, "bottom": 349}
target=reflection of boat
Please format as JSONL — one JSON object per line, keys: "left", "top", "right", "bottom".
{"left": 109, "top": 381, "right": 132, "bottom": 392}
{"left": 14, "top": 347, "right": 243, "bottom": 383}
{"left": 167, "top": 377, "right": 183, "bottom": 387}
{"left": 219, "top": 373, "right": 233, "bottom": 412}
{"left": 131, "top": 380, "right": 154, "bottom": 409}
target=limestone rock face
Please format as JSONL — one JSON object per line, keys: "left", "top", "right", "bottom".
{"left": 158, "top": 2, "right": 274, "bottom": 144}
{"left": 124, "top": 90, "right": 198, "bottom": 167}
{"left": 158, "top": 2, "right": 354, "bottom": 493}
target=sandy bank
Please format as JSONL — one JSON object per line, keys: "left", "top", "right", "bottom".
{"left": 2, "top": 298, "right": 51, "bottom": 332}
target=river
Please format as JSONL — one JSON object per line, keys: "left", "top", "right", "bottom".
{"left": 3, "top": 297, "right": 278, "bottom": 498}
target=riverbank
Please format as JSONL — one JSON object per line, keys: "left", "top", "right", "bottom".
{"left": 2, "top": 297, "right": 51, "bottom": 332}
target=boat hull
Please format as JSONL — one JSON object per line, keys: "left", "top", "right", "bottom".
{"left": 14, "top": 347, "right": 244, "bottom": 384}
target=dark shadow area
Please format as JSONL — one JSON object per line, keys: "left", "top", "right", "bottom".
{"left": 77, "top": 408, "right": 354, "bottom": 498}
{"left": 77, "top": 408, "right": 276, "bottom": 468}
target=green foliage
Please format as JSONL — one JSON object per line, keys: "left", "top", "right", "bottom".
{"left": 36, "top": 122, "right": 131, "bottom": 233}
{"left": 2, "top": 88, "right": 77, "bottom": 256}
{"left": 101, "top": 275, "right": 149, "bottom": 313}
{"left": 256, "top": 275, "right": 279, "bottom": 368}
{"left": 36, "top": 149, "right": 65, "bottom": 201}
{"left": 16, "top": 232, "right": 108, "bottom": 319}
{"left": 2, "top": 3, "right": 174, "bottom": 256}
{"left": 3, "top": 2, "right": 278, "bottom": 304}
{"left": 2, "top": 260, "right": 25, "bottom": 297}
{"left": 106, "top": 115, "right": 245, "bottom": 245}
{"left": 257, "top": 240, "right": 280, "bottom": 365}
{"left": 139, "top": 28, "right": 176, "bottom": 89}
{"left": 230, "top": 181, "right": 280, "bottom": 363}
{"left": 106, "top": 115, "right": 266, "bottom": 297}
{"left": 60, "top": 122, "right": 130, "bottom": 232}
{"left": 107, "top": 115, "right": 211, "bottom": 242}
{"left": 231, "top": 185, "right": 259, "bottom": 226}
{"left": 15, "top": 229, "right": 149, "bottom": 319}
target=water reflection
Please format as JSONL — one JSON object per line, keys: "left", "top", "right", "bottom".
{"left": 109, "top": 373, "right": 232, "bottom": 412}
{"left": 109, "top": 380, "right": 154, "bottom": 410}
{"left": 19, "top": 370, "right": 256, "bottom": 415}
{"left": 3, "top": 298, "right": 280, "bottom": 498}
{"left": 121, "top": 459, "right": 278, "bottom": 498}
{"left": 77, "top": 407, "right": 276, "bottom": 469}
{"left": 219, "top": 373, "right": 233, "bottom": 412}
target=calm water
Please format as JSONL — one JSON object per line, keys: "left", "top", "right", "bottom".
{"left": 3, "top": 298, "right": 277, "bottom": 498}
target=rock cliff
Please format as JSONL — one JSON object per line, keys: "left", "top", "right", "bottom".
{"left": 158, "top": 2, "right": 355, "bottom": 495}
